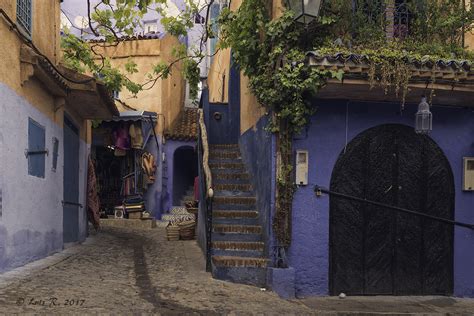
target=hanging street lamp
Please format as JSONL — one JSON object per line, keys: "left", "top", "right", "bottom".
{"left": 286, "top": 0, "right": 323, "bottom": 25}
{"left": 415, "top": 96, "right": 432, "bottom": 134}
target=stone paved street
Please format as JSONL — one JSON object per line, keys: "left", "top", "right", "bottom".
{"left": 0, "top": 227, "right": 310, "bottom": 315}
{"left": 1, "top": 226, "right": 474, "bottom": 315}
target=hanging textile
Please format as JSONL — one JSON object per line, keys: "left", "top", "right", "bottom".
{"left": 129, "top": 122, "right": 144, "bottom": 149}
{"left": 141, "top": 152, "right": 156, "bottom": 184}
{"left": 113, "top": 123, "right": 131, "bottom": 150}
{"left": 87, "top": 156, "right": 100, "bottom": 230}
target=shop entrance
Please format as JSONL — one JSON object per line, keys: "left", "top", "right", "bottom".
{"left": 329, "top": 124, "right": 454, "bottom": 296}
{"left": 173, "top": 146, "right": 198, "bottom": 206}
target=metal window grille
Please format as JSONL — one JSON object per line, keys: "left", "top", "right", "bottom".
{"left": 17, "top": 0, "right": 32, "bottom": 35}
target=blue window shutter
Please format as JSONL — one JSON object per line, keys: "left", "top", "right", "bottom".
{"left": 28, "top": 118, "right": 46, "bottom": 178}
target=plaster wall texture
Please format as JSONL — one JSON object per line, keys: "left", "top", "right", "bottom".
{"left": 93, "top": 35, "right": 185, "bottom": 136}
{"left": 0, "top": 22, "right": 57, "bottom": 122}
{"left": 239, "top": 115, "right": 275, "bottom": 256}
{"left": 207, "top": 48, "right": 230, "bottom": 104}
{"left": 289, "top": 100, "right": 474, "bottom": 297}
{"left": 239, "top": 73, "right": 266, "bottom": 134}
{"left": 0, "top": 83, "right": 89, "bottom": 272}
{"left": 143, "top": 136, "right": 164, "bottom": 218}
{"left": 0, "top": 0, "right": 61, "bottom": 64}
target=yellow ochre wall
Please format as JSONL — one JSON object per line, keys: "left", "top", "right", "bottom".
{"left": 0, "top": 0, "right": 85, "bottom": 139}
{"left": 93, "top": 35, "right": 185, "bottom": 135}
{"left": 206, "top": 0, "right": 284, "bottom": 134}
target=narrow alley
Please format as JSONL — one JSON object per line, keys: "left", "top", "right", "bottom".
{"left": 1, "top": 226, "right": 474, "bottom": 315}
{"left": 0, "top": 227, "right": 310, "bottom": 315}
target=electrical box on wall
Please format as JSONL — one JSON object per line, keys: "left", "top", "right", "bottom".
{"left": 295, "top": 150, "right": 309, "bottom": 185}
{"left": 463, "top": 157, "right": 474, "bottom": 191}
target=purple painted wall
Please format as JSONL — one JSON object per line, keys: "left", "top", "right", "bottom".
{"left": 162, "top": 140, "right": 197, "bottom": 213}
{"left": 290, "top": 99, "right": 474, "bottom": 297}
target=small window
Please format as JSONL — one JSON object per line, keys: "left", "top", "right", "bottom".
{"left": 17, "top": 0, "right": 32, "bottom": 35}
{"left": 28, "top": 118, "right": 46, "bottom": 178}
{"left": 52, "top": 137, "right": 59, "bottom": 172}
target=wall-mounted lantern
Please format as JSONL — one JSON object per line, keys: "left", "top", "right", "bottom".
{"left": 286, "top": 0, "right": 323, "bottom": 25}
{"left": 415, "top": 97, "right": 432, "bottom": 134}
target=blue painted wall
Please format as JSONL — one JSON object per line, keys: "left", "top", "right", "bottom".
{"left": 239, "top": 115, "right": 276, "bottom": 257}
{"left": 205, "top": 57, "right": 241, "bottom": 145}
{"left": 161, "top": 139, "right": 196, "bottom": 213}
{"left": 289, "top": 99, "right": 474, "bottom": 297}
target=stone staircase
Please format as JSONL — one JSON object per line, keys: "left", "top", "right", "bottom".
{"left": 209, "top": 144, "right": 268, "bottom": 287}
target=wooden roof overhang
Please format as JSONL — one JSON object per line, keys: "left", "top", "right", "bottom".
{"left": 306, "top": 52, "right": 474, "bottom": 107}
{"left": 20, "top": 44, "right": 118, "bottom": 119}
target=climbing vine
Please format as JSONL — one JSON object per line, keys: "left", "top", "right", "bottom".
{"left": 218, "top": 1, "right": 342, "bottom": 251}
{"left": 217, "top": 0, "right": 474, "bottom": 256}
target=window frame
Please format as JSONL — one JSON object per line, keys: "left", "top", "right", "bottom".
{"left": 16, "top": 0, "right": 32, "bottom": 37}
{"left": 27, "top": 118, "right": 46, "bottom": 178}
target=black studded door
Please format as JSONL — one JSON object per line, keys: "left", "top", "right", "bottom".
{"left": 329, "top": 124, "right": 454, "bottom": 296}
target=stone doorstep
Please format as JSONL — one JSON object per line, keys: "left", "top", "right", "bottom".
{"left": 212, "top": 255, "right": 268, "bottom": 268}
{"left": 212, "top": 241, "right": 265, "bottom": 251}
{"left": 299, "top": 296, "right": 474, "bottom": 315}
{"left": 213, "top": 224, "right": 262, "bottom": 234}
{"left": 100, "top": 218, "right": 157, "bottom": 229}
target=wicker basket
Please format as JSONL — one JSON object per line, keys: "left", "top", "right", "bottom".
{"left": 178, "top": 220, "right": 196, "bottom": 240}
{"left": 166, "top": 224, "right": 180, "bottom": 241}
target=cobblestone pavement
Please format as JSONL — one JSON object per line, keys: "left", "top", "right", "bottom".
{"left": 1, "top": 227, "right": 474, "bottom": 315}
{"left": 0, "top": 227, "right": 311, "bottom": 315}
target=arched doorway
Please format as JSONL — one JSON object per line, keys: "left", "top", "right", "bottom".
{"left": 329, "top": 124, "right": 454, "bottom": 296}
{"left": 172, "top": 146, "right": 198, "bottom": 206}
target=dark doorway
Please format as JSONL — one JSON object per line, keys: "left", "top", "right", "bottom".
{"left": 63, "top": 115, "right": 80, "bottom": 243}
{"left": 329, "top": 124, "right": 454, "bottom": 296}
{"left": 173, "top": 146, "right": 198, "bottom": 206}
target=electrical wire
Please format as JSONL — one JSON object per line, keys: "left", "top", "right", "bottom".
{"left": 0, "top": 8, "right": 96, "bottom": 85}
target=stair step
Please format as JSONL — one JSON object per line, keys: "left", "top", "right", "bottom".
{"left": 212, "top": 241, "right": 264, "bottom": 251}
{"left": 210, "top": 144, "right": 239, "bottom": 149}
{"left": 213, "top": 217, "right": 259, "bottom": 225}
{"left": 214, "top": 190, "right": 253, "bottom": 197}
{"left": 209, "top": 151, "right": 241, "bottom": 159}
{"left": 213, "top": 196, "right": 256, "bottom": 205}
{"left": 212, "top": 249, "right": 265, "bottom": 258}
{"left": 213, "top": 224, "right": 262, "bottom": 234}
{"left": 211, "top": 256, "right": 268, "bottom": 268}
{"left": 213, "top": 183, "right": 252, "bottom": 191}
{"left": 211, "top": 264, "right": 267, "bottom": 287}
{"left": 213, "top": 210, "right": 258, "bottom": 218}
{"left": 213, "top": 173, "right": 250, "bottom": 181}
{"left": 210, "top": 162, "right": 245, "bottom": 169}
{"left": 212, "top": 232, "right": 261, "bottom": 241}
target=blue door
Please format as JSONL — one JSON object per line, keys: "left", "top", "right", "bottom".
{"left": 63, "top": 115, "right": 80, "bottom": 243}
